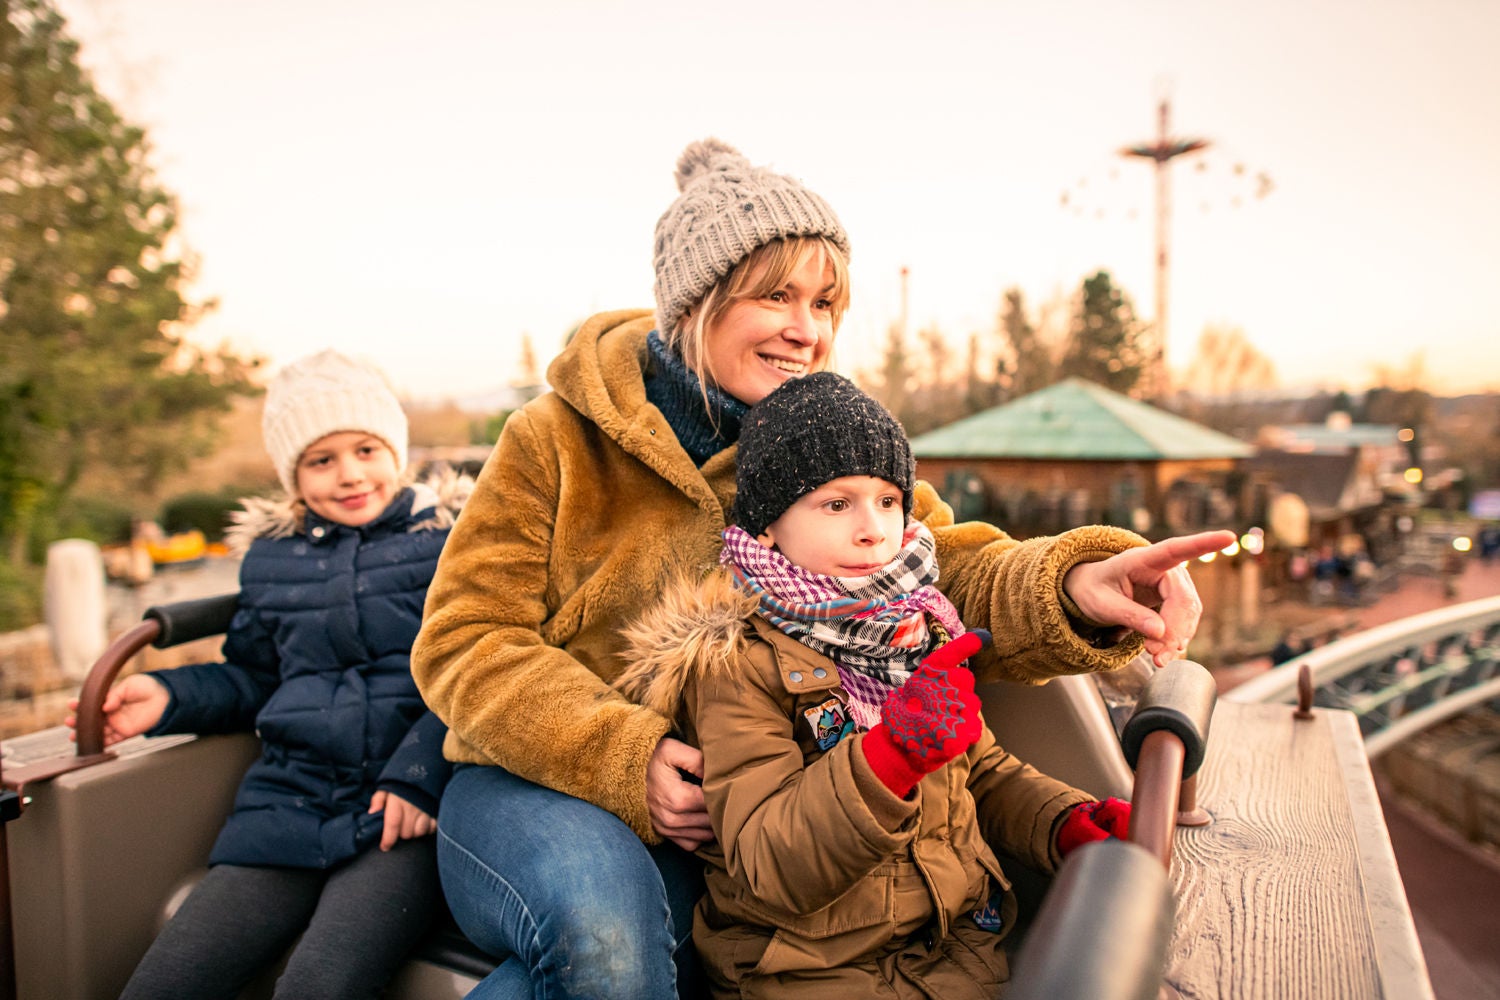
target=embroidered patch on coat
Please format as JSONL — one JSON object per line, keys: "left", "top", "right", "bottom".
{"left": 803, "top": 696, "right": 855, "bottom": 751}
{"left": 972, "top": 886, "right": 1007, "bottom": 933}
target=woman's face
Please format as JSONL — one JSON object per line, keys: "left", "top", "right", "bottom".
{"left": 702, "top": 249, "right": 836, "bottom": 406}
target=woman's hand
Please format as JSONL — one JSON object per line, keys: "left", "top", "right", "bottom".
{"left": 1062, "top": 530, "right": 1236, "bottom": 666}
{"left": 369, "top": 790, "right": 437, "bottom": 851}
{"left": 64, "top": 673, "right": 170, "bottom": 747}
{"left": 647, "top": 737, "right": 715, "bottom": 852}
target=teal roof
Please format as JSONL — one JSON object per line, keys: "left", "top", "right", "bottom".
{"left": 1270, "top": 423, "right": 1400, "bottom": 453}
{"left": 909, "top": 378, "right": 1255, "bottom": 461}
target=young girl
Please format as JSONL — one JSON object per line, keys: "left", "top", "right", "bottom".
{"left": 617, "top": 372, "right": 1133, "bottom": 999}
{"left": 68, "top": 349, "right": 467, "bottom": 1000}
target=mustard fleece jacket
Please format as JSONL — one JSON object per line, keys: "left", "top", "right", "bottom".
{"left": 411, "top": 309, "right": 1147, "bottom": 843}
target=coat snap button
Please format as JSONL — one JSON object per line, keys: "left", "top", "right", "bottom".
{"left": 813, "top": 667, "right": 827, "bottom": 679}
{"left": 788, "top": 671, "right": 803, "bottom": 683}
{"left": 311, "top": 526, "right": 325, "bottom": 538}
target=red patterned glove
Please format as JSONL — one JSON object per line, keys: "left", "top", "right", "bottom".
{"left": 862, "top": 631, "right": 987, "bottom": 798}
{"left": 1055, "top": 797, "right": 1133, "bottom": 858}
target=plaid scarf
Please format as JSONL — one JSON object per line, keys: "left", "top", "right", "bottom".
{"left": 719, "top": 521, "right": 964, "bottom": 729}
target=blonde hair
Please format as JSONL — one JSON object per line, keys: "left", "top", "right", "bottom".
{"left": 665, "top": 236, "right": 850, "bottom": 397}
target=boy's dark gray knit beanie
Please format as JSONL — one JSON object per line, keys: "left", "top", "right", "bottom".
{"left": 732, "top": 372, "right": 914, "bottom": 537}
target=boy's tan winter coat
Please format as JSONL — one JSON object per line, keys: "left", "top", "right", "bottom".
{"left": 411, "top": 309, "right": 1148, "bottom": 844}
{"left": 616, "top": 571, "right": 1092, "bottom": 999}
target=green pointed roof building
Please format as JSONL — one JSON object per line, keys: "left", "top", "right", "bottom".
{"left": 909, "top": 378, "right": 1253, "bottom": 461}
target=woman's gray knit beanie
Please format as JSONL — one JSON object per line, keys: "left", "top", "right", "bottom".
{"left": 652, "top": 138, "right": 850, "bottom": 337}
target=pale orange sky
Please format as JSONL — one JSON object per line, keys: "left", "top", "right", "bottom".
{"left": 56, "top": 0, "right": 1500, "bottom": 400}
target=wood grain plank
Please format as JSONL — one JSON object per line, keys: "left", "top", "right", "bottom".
{"left": 1163, "top": 701, "right": 1384, "bottom": 999}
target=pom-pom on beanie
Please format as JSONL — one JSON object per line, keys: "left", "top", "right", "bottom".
{"left": 732, "top": 372, "right": 914, "bottom": 537}
{"left": 261, "top": 349, "right": 409, "bottom": 494}
{"left": 652, "top": 138, "right": 850, "bottom": 338}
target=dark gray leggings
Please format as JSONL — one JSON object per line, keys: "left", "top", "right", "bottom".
{"left": 120, "top": 838, "right": 439, "bottom": 1000}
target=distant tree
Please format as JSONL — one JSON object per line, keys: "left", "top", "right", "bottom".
{"left": 0, "top": 0, "right": 259, "bottom": 564}
{"left": 1057, "top": 271, "right": 1148, "bottom": 395}
{"left": 1178, "top": 324, "right": 1278, "bottom": 397}
{"left": 962, "top": 331, "right": 994, "bottom": 415}
{"left": 870, "top": 320, "right": 913, "bottom": 426}
{"left": 515, "top": 332, "right": 544, "bottom": 403}
{"left": 998, "top": 287, "right": 1055, "bottom": 399}
{"left": 407, "top": 401, "right": 474, "bottom": 447}
{"left": 476, "top": 411, "right": 511, "bottom": 445}
{"left": 920, "top": 323, "right": 953, "bottom": 389}
{"left": 1365, "top": 354, "right": 1434, "bottom": 431}
{"left": 1421, "top": 393, "right": 1500, "bottom": 498}
{"left": 1360, "top": 354, "right": 1434, "bottom": 474}
{"left": 1169, "top": 324, "right": 1279, "bottom": 432}
{"left": 895, "top": 323, "right": 970, "bottom": 435}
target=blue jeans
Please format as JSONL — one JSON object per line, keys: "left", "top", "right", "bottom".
{"left": 437, "top": 764, "right": 706, "bottom": 1000}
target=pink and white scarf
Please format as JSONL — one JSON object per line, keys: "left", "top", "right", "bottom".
{"left": 719, "top": 521, "right": 965, "bottom": 729}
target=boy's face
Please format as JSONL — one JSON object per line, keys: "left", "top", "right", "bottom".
{"left": 294, "top": 431, "right": 400, "bottom": 528}
{"left": 756, "top": 475, "right": 905, "bottom": 578}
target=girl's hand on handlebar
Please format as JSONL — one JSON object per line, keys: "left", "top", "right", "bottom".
{"left": 64, "top": 673, "right": 170, "bottom": 747}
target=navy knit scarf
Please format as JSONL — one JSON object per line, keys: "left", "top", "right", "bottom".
{"left": 643, "top": 330, "right": 749, "bottom": 466}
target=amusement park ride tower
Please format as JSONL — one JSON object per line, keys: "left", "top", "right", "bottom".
{"left": 1119, "top": 98, "right": 1209, "bottom": 400}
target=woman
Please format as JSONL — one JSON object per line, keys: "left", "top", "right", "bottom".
{"left": 411, "top": 137, "right": 1231, "bottom": 999}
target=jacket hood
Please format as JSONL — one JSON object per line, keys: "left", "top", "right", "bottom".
{"left": 225, "top": 465, "right": 475, "bottom": 554}
{"left": 547, "top": 309, "right": 655, "bottom": 438}
{"left": 546, "top": 307, "right": 729, "bottom": 513}
{"left": 615, "top": 568, "right": 759, "bottom": 721}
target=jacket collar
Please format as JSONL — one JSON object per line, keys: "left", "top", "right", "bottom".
{"left": 547, "top": 309, "right": 729, "bottom": 514}
{"left": 615, "top": 569, "right": 843, "bottom": 722}
{"left": 302, "top": 485, "right": 415, "bottom": 544}
{"left": 614, "top": 568, "right": 753, "bottom": 720}
{"left": 225, "top": 467, "right": 473, "bottom": 554}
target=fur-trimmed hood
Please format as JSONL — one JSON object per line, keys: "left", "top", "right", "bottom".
{"left": 224, "top": 465, "right": 475, "bottom": 555}
{"left": 615, "top": 568, "right": 759, "bottom": 723}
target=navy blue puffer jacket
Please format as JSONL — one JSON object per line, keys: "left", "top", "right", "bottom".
{"left": 148, "top": 477, "right": 465, "bottom": 869}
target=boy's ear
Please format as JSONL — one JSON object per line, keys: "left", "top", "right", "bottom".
{"left": 755, "top": 528, "right": 776, "bottom": 549}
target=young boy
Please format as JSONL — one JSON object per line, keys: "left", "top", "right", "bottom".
{"left": 70, "top": 349, "right": 467, "bottom": 1000}
{"left": 617, "top": 371, "right": 1130, "bottom": 999}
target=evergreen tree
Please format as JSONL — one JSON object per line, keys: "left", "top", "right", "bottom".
{"left": 1058, "top": 270, "right": 1147, "bottom": 395}
{"left": 962, "top": 331, "right": 993, "bottom": 415}
{"left": 871, "top": 320, "right": 912, "bottom": 426}
{"left": 0, "top": 0, "right": 259, "bottom": 562}
{"left": 998, "top": 286, "right": 1054, "bottom": 399}
{"left": 899, "top": 323, "right": 967, "bottom": 435}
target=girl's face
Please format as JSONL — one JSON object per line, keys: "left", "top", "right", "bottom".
{"left": 294, "top": 431, "right": 400, "bottom": 528}
{"left": 757, "top": 475, "right": 906, "bottom": 578}
{"left": 701, "top": 249, "right": 836, "bottom": 406}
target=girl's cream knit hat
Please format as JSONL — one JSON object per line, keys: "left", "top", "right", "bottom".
{"left": 261, "top": 349, "right": 409, "bottom": 494}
